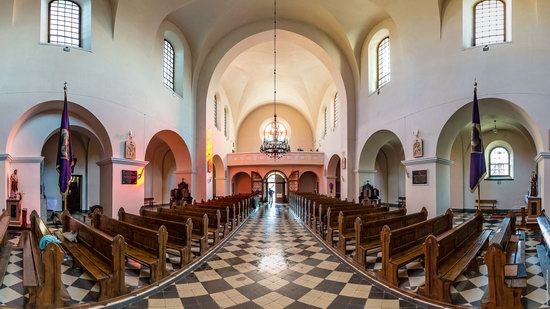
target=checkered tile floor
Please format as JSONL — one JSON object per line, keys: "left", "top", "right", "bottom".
{"left": 130, "top": 204, "right": 420, "bottom": 308}
{"left": 360, "top": 212, "right": 549, "bottom": 308}
{"left": 0, "top": 231, "right": 179, "bottom": 307}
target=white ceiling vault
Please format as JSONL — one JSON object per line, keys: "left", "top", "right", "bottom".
{"left": 220, "top": 39, "right": 334, "bottom": 132}
{"left": 166, "top": 0, "right": 389, "bottom": 73}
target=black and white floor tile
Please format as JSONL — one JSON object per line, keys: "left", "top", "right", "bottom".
{"left": 135, "top": 205, "right": 420, "bottom": 309}
{"left": 0, "top": 230, "right": 179, "bottom": 307}
{"left": 362, "top": 211, "right": 550, "bottom": 308}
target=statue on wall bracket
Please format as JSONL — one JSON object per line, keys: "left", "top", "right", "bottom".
{"left": 125, "top": 130, "right": 136, "bottom": 160}
{"left": 413, "top": 130, "right": 423, "bottom": 158}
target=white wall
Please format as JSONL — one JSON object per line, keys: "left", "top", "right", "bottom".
{"left": 450, "top": 129, "right": 536, "bottom": 210}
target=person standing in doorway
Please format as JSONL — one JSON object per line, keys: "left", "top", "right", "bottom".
{"left": 268, "top": 187, "right": 274, "bottom": 206}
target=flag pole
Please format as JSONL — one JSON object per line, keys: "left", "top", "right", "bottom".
{"left": 477, "top": 184, "right": 481, "bottom": 211}
{"left": 63, "top": 191, "right": 68, "bottom": 212}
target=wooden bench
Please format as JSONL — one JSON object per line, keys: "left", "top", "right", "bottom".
{"left": 377, "top": 209, "right": 454, "bottom": 286}
{"left": 325, "top": 206, "right": 391, "bottom": 243}
{"left": 165, "top": 206, "right": 224, "bottom": 243}
{"left": 141, "top": 209, "right": 209, "bottom": 255}
{"left": 476, "top": 199, "right": 497, "bottom": 213}
{"left": 482, "top": 213, "right": 526, "bottom": 309}
{"left": 91, "top": 211, "right": 168, "bottom": 283}
{"left": 318, "top": 203, "right": 380, "bottom": 236}
{"left": 118, "top": 208, "right": 193, "bottom": 268}
{"left": 353, "top": 208, "right": 427, "bottom": 266}
{"left": 144, "top": 197, "right": 155, "bottom": 206}
{"left": 59, "top": 209, "right": 127, "bottom": 301}
{"left": 418, "top": 211, "right": 491, "bottom": 303}
{"left": 22, "top": 211, "right": 68, "bottom": 308}
{"left": 336, "top": 207, "right": 405, "bottom": 250}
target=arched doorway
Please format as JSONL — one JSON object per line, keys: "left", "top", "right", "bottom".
{"left": 41, "top": 127, "right": 105, "bottom": 214}
{"left": 7, "top": 101, "right": 112, "bottom": 219}
{"left": 358, "top": 130, "right": 405, "bottom": 206}
{"left": 327, "top": 155, "right": 341, "bottom": 198}
{"left": 264, "top": 171, "right": 288, "bottom": 203}
{"left": 299, "top": 171, "right": 319, "bottom": 193}
{"left": 145, "top": 130, "right": 192, "bottom": 205}
{"left": 232, "top": 172, "right": 252, "bottom": 194}
{"left": 212, "top": 155, "right": 225, "bottom": 197}
{"left": 437, "top": 98, "right": 541, "bottom": 213}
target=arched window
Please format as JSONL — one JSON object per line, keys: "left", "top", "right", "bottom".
{"left": 376, "top": 37, "right": 391, "bottom": 89}
{"left": 224, "top": 107, "right": 228, "bottom": 137}
{"left": 323, "top": 106, "right": 328, "bottom": 137}
{"left": 214, "top": 95, "right": 219, "bottom": 129}
{"left": 489, "top": 146, "right": 510, "bottom": 177}
{"left": 333, "top": 92, "right": 339, "bottom": 130}
{"left": 263, "top": 122, "right": 288, "bottom": 142}
{"left": 474, "top": 0, "right": 505, "bottom": 46}
{"left": 163, "top": 39, "right": 175, "bottom": 90}
{"left": 48, "top": 0, "right": 81, "bottom": 47}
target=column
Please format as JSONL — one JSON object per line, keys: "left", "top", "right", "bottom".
{"left": 402, "top": 157, "right": 452, "bottom": 218}
{"left": 536, "top": 152, "right": 550, "bottom": 213}
{"left": 97, "top": 158, "right": 148, "bottom": 217}
{"left": 11, "top": 156, "right": 43, "bottom": 225}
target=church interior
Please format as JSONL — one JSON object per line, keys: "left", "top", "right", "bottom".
{"left": 2, "top": 0, "right": 550, "bottom": 308}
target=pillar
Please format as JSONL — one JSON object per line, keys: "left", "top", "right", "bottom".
{"left": 97, "top": 158, "right": 148, "bottom": 217}
{"left": 536, "top": 152, "right": 550, "bottom": 213}
{"left": 402, "top": 157, "right": 452, "bottom": 218}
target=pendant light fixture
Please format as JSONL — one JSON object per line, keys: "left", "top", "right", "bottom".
{"left": 260, "top": 0, "right": 290, "bottom": 159}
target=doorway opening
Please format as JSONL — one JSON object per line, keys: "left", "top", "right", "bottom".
{"left": 264, "top": 171, "right": 288, "bottom": 203}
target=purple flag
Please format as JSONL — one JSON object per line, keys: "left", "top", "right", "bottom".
{"left": 56, "top": 84, "right": 73, "bottom": 194}
{"left": 469, "top": 83, "right": 486, "bottom": 191}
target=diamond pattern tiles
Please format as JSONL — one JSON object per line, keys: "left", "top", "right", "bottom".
{"left": 135, "top": 205, "right": 420, "bottom": 308}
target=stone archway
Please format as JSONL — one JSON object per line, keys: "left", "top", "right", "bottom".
{"left": 145, "top": 130, "right": 193, "bottom": 205}
{"left": 6, "top": 100, "right": 112, "bottom": 220}
{"left": 212, "top": 154, "right": 226, "bottom": 197}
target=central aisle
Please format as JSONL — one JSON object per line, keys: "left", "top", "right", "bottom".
{"left": 139, "top": 205, "right": 419, "bottom": 308}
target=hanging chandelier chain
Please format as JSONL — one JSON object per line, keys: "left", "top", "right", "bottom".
{"left": 260, "top": 0, "right": 290, "bottom": 160}
{"left": 273, "top": 0, "right": 277, "bottom": 119}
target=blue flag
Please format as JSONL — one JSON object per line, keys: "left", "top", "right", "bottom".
{"left": 56, "top": 84, "right": 73, "bottom": 194}
{"left": 469, "top": 83, "right": 486, "bottom": 191}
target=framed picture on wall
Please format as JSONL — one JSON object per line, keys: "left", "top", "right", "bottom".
{"left": 412, "top": 170, "right": 428, "bottom": 185}
{"left": 121, "top": 170, "right": 138, "bottom": 184}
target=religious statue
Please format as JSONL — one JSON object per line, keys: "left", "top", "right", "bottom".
{"left": 9, "top": 169, "right": 18, "bottom": 199}
{"left": 413, "top": 130, "right": 423, "bottom": 158}
{"left": 529, "top": 170, "right": 538, "bottom": 197}
{"left": 125, "top": 130, "right": 136, "bottom": 160}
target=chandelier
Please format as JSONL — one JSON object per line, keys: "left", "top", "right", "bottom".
{"left": 260, "top": 0, "right": 290, "bottom": 160}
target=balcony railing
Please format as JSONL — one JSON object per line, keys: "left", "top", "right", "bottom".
{"left": 227, "top": 152, "right": 324, "bottom": 166}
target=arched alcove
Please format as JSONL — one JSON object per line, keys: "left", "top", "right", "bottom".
{"left": 438, "top": 98, "right": 540, "bottom": 210}
{"left": 232, "top": 172, "right": 252, "bottom": 195}
{"left": 327, "top": 154, "right": 341, "bottom": 198}
{"left": 212, "top": 154, "right": 225, "bottom": 197}
{"left": 358, "top": 130, "right": 405, "bottom": 205}
{"left": 6, "top": 100, "right": 112, "bottom": 219}
{"left": 144, "top": 130, "right": 192, "bottom": 204}
{"left": 299, "top": 171, "right": 319, "bottom": 193}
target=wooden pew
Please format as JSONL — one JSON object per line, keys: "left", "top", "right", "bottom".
{"left": 59, "top": 209, "right": 127, "bottom": 300}
{"left": 91, "top": 211, "right": 168, "bottom": 283}
{"left": 317, "top": 203, "right": 368, "bottom": 235}
{"left": 353, "top": 208, "right": 428, "bottom": 266}
{"left": 166, "top": 206, "right": 224, "bottom": 243}
{"left": 22, "top": 211, "right": 67, "bottom": 308}
{"left": 183, "top": 204, "right": 231, "bottom": 236}
{"left": 335, "top": 207, "right": 405, "bottom": 248}
{"left": 476, "top": 199, "right": 497, "bottom": 213}
{"left": 377, "top": 209, "right": 454, "bottom": 286}
{"left": 325, "top": 206, "right": 391, "bottom": 243}
{"left": 118, "top": 208, "right": 193, "bottom": 268}
{"left": 418, "top": 211, "right": 491, "bottom": 303}
{"left": 0, "top": 210, "right": 8, "bottom": 246}
{"left": 481, "top": 213, "right": 525, "bottom": 309}
{"left": 141, "top": 209, "right": 209, "bottom": 255}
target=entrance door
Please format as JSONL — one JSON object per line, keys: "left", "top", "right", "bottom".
{"left": 264, "top": 171, "right": 288, "bottom": 203}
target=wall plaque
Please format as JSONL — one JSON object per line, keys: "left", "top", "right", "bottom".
{"left": 412, "top": 170, "right": 428, "bottom": 185}
{"left": 122, "top": 170, "right": 138, "bottom": 184}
